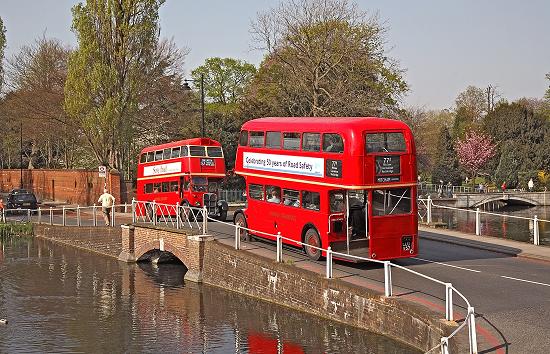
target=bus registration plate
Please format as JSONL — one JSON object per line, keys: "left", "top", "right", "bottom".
{"left": 201, "top": 158, "right": 215, "bottom": 167}
{"left": 402, "top": 236, "right": 412, "bottom": 251}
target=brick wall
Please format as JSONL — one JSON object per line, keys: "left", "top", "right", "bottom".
{"left": 34, "top": 224, "right": 122, "bottom": 258}
{"left": 0, "top": 169, "right": 122, "bottom": 205}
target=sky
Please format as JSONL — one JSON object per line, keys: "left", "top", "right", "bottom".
{"left": 1, "top": 0, "right": 549, "bottom": 110}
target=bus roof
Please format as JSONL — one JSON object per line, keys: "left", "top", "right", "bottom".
{"left": 140, "top": 138, "right": 221, "bottom": 153}
{"left": 241, "top": 117, "right": 410, "bottom": 131}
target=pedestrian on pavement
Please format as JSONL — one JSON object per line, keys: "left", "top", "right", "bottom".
{"left": 528, "top": 178, "right": 534, "bottom": 192}
{"left": 0, "top": 198, "right": 5, "bottom": 223}
{"left": 98, "top": 188, "right": 115, "bottom": 226}
{"left": 479, "top": 183, "right": 484, "bottom": 193}
{"left": 501, "top": 181, "right": 507, "bottom": 192}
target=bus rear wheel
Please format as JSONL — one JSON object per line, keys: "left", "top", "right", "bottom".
{"left": 234, "top": 213, "right": 250, "bottom": 242}
{"left": 304, "top": 228, "right": 322, "bottom": 261}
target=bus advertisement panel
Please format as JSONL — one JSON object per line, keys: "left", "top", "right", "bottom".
{"left": 233, "top": 117, "right": 418, "bottom": 261}
{"left": 136, "top": 138, "right": 228, "bottom": 220}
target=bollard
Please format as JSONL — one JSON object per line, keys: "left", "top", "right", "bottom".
{"left": 235, "top": 225, "right": 241, "bottom": 250}
{"left": 62, "top": 207, "right": 66, "bottom": 226}
{"left": 49, "top": 207, "right": 53, "bottom": 225}
{"left": 445, "top": 283, "right": 453, "bottom": 321}
{"left": 384, "top": 261, "right": 393, "bottom": 297}
{"left": 152, "top": 201, "right": 157, "bottom": 226}
{"left": 440, "top": 337, "right": 450, "bottom": 354}
{"left": 77, "top": 206, "right": 81, "bottom": 227}
{"left": 202, "top": 206, "right": 208, "bottom": 233}
{"left": 111, "top": 205, "right": 115, "bottom": 227}
{"left": 124, "top": 202, "right": 128, "bottom": 214}
{"left": 326, "top": 246, "right": 333, "bottom": 279}
{"left": 131, "top": 198, "right": 136, "bottom": 223}
{"left": 276, "top": 232, "right": 283, "bottom": 262}
{"left": 38, "top": 207, "right": 42, "bottom": 224}
{"left": 176, "top": 202, "right": 180, "bottom": 229}
{"left": 533, "top": 215, "right": 540, "bottom": 245}
{"left": 475, "top": 208, "right": 481, "bottom": 235}
{"left": 468, "top": 307, "right": 478, "bottom": 354}
{"left": 92, "top": 204, "right": 97, "bottom": 227}
{"left": 27, "top": 209, "right": 31, "bottom": 222}
{"left": 427, "top": 195, "right": 432, "bottom": 224}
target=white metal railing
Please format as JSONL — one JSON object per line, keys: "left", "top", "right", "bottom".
{"left": 203, "top": 213, "right": 477, "bottom": 354}
{"left": 419, "top": 197, "right": 549, "bottom": 246}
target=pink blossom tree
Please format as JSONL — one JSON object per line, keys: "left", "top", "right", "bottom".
{"left": 455, "top": 131, "right": 496, "bottom": 179}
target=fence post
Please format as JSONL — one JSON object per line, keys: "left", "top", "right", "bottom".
{"left": 276, "top": 232, "right": 283, "bottom": 262}
{"left": 427, "top": 195, "right": 432, "bottom": 224}
{"left": 440, "top": 337, "right": 450, "bottom": 354}
{"left": 62, "top": 207, "right": 66, "bottom": 226}
{"left": 92, "top": 204, "right": 97, "bottom": 227}
{"left": 37, "top": 207, "right": 41, "bottom": 224}
{"left": 27, "top": 209, "right": 31, "bottom": 222}
{"left": 152, "top": 201, "right": 157, "bottom": 226}
{"left": 124, "top": 202, "right": 128, "bottom": 214}
{"left": 131, "top": 198, "right": 136, "bottom": 224}
{"left": 235, "top": 225, "right": 241, "bottom": 250}
{"left": 1, "top": 208, "right": 4, "bottom": 223}
{"left": 384, "top": 261, "right": 393, "bottom": 297}
{"left": 468, "top": 307, "right": 478, "bottom": 354}
{"left": 533, "top": 215, "right": 540, "bottom": 245}
{"left": 77, "top": 206, "right": 81, "bottom": 227}
{"left": 475, "top": 208, "right": 481, "bottom": 235}
{"left": 111, "top": 205, "right": 115, "bottom": 227}
{"left": 445, "top": 283, "right": 453, "bottom": 321}
{"left": 49, "top": 207, "right": 53, "bottom": 225}
{"left": 326, "top": 246, "right": 333, "bottom": 279}
{"left": 202, "top": 206, "right": 208, "bottom": 233}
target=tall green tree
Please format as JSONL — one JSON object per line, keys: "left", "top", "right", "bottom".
{"left": 248, "top": 0, "right": 407, "bottom": 117}
{"left": 64, "top": 0, "right": 164, "bottom": 170}
{"left": 431, "top": 126, "right": 461, "bottom": 185}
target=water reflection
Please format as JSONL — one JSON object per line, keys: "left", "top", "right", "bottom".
{"left": 429, "top": 205, "right": 550, "bottom": 245}
{"left": 0, "top": 235, "right": 418, "bottom": 353}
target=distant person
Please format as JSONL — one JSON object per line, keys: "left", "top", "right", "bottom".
{"left": 98, "top": 188, "right": 115, "bottom": 226}
{"left": 501, "top": 181, "right": 507, "bottom": 192}
{"left": 528, "top": 178, "right": 534, "bottom": 192}
{"left": 479, "top": 183, "right": 484, "bottom": 194}
{"left": 0, "top": 198, "right": 5, "bottom": 222}
{"left": 267, "top": 189, "right": 280, "bottom": 203}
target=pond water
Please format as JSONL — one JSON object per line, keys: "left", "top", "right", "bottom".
{"left": 0, "top": 235, "right": 419, "bottom": 353}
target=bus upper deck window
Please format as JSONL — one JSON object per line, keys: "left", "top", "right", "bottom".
{"left": 366, "top": 132, "right": 406, "bottom": 153}
{"left": 239, "top": 130, "right": 249, "bottom": 146}
{"left": 266, "top": 132, "right": 281, "bottom": 149}
{"left": 181, "top": 146, "right": 189, "bottom": 157}
{"left": 140, "top": 154, "right": 147, "bottom": 163}
{"left": 190, "top": 146, "right": 206, "bottom": 156}
{"left": 249, "top": 131, "right": 265, "bottom": 147}
{"left": 323, "top": 133, "right": 344, "bottom": 153}
{"left": 171, "top": 147, "right": 181, "bottom": 158}
{"left": 154, "top": 150, "right": 163, "bottom": 161}
{"left": 283, "top": 132, "right": 300, "bottom": 150}
{"left": 146, "top": 152, "right": 155, "bottom": 162}
{"left": 302, "top": 133, "right": 320, "bottom": 152}
{"left": 163, "top": 148, "right": 171, "bottom": 160}
{"left": 207, "top": 146, "right": 223, "bottom": 157}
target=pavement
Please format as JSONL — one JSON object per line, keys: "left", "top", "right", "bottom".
{"left": 419, "top": 225, "right": 550, "bottom": 263}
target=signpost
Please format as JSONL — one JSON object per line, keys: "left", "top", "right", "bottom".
{"left": 98, "top": 165, "right": 107, "bottom": 178}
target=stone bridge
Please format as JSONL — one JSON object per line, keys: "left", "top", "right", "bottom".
{"left": 453, "top": 191, "right": 550, "bottom": 208}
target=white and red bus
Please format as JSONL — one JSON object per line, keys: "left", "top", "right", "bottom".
{"left": 233, "top": 117, "right": 418, "bottom": 261}
{"left": 136, "top": 138, "right": 228, "bottom": 220}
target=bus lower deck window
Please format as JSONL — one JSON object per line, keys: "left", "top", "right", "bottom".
{"left": 372, "top": 188, "right": 411, "bottom": 215}
{"left": 266, "top": 185, "right": 281, "bottom": 203}
{"left": 283, "top": 189, "right": 300, "bottom": 207}
{"left": 145, "top": 184, "right": 153, "bottom": 193}
{"left": 302, "top": 191, "right": 320, "bottom": 211}
{"left": 249, "top": 184, "right": 264, "bottom": 200}
{"left": 329, "top": 191, "right": 345, "bottom": 212}
{"left": 162, "top": 182, "right": 169, "bottom": 192}
{"left": 170, "top": 181, "right": 179, "bottom": 192}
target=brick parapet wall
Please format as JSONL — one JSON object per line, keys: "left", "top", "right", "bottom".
{"left": 0, "top": 169, "right": 122, "bottom": 205}
{"left": 34, "top": 224, "right": 122, "bottom": 258}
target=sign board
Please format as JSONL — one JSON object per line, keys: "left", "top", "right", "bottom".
{"left": 375, "top": 156, "right": 400, "bottom": 175}
{"left": 325, "top": 159, "right": 342, "bottom": 178}
{"left": 143, "top": 161, "right": 182, "bottom": 177}
{"left": 243, "top": 152, "right": 324, "bottom": 178}
{"left": 98, "top": 165, "right": 107, "bottom": 178}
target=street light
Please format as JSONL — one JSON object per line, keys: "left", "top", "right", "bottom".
{"left": 182, "top": 73, "right": 205, "bottom": 138}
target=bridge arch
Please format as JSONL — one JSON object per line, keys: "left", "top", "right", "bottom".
{"left": 134, "top": 240, "right": 190, "bottom": 266}
{"left": 471, "top": 195, "right": 539, "bottom": 208}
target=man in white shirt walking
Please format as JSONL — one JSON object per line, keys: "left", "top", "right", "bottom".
{"left": 98, "top": 188, "right": 115, "bottom": 226}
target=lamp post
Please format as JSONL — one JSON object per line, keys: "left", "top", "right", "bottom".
{"left": 20, "top": 121, "right": 23, "bottom": 189}
{"left": 182, "top": 73, "right": 205, "bottom": 137}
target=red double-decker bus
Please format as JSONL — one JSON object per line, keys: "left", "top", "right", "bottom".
{"left": 233, "top": 117, "right": 418, "bottom": 261}
{"left": 136, "top": 138, "right": 228, "bottom": 220}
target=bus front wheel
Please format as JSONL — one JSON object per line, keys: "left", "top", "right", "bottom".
{"left": 234, "top": 213, "right": 250, "bottom": 242}
{"left": 304, "top": 228, "right": 322, "bottom": 261}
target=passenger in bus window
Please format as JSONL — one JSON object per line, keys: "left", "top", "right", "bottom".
{"left": 267, "top": 188, "right": 281, "bottom": 203}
